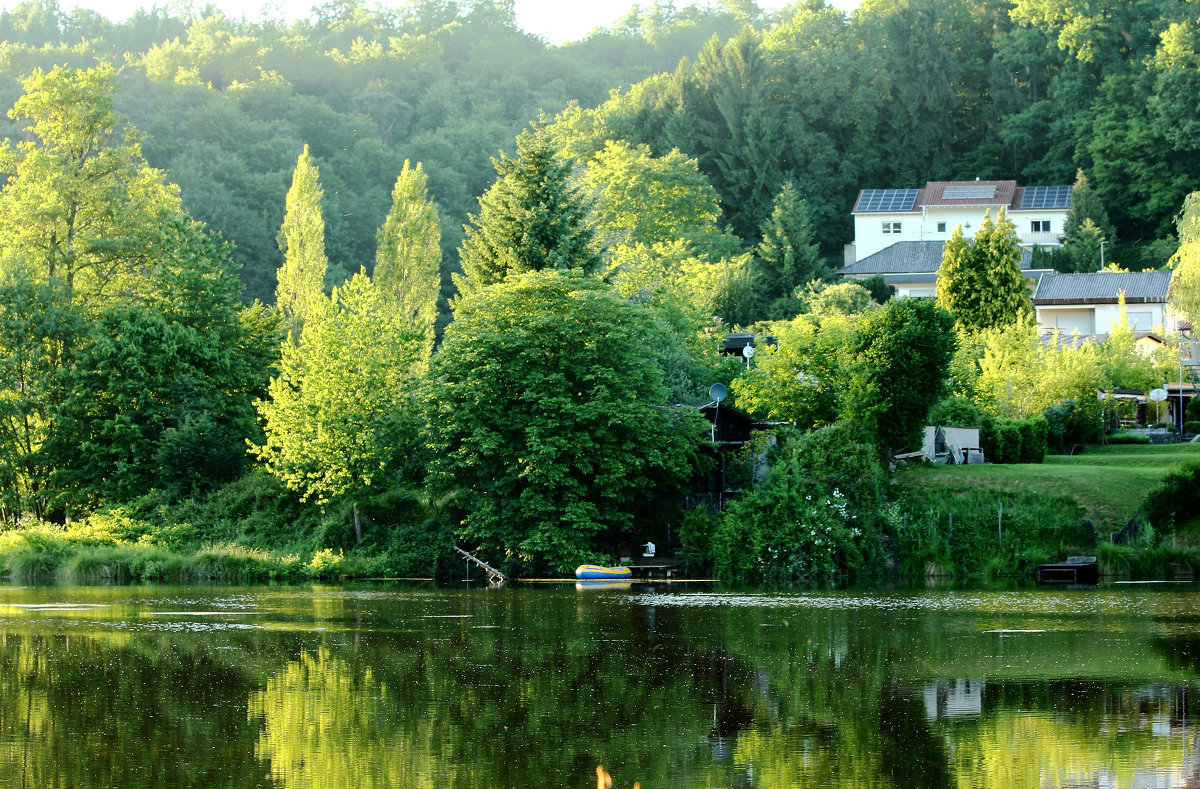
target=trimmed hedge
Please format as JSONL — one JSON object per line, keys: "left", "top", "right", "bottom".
{"left": 981, "top": 415, "right": 1047, "bottom": 464}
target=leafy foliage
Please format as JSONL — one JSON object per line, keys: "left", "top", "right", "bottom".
{"left": 374, "top": 159, "right": 441, "bottom": 360}
{"left": 841, "top": 298, "right": 957, "bottom": 454}
{"left": 254, "top": 272, "right": 425, "bottom": 511}
{"left": 713, "top": 425, "right": 886, "bottom": 584}
{"left": 424, "top": 271, "right": 705, "bottom": 574}
{"left": 275, "top": 145, "right": 328, "bottom": 343}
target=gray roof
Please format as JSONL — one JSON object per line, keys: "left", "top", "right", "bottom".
{"left": 839, "top": 241, "right": 1035, "bottom": 276}
{"left": 1032, "top": 271, "right": 1172, "bottom": 304}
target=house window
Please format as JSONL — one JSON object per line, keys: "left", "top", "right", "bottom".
{"left": 1031, "top": 220, "right": 1051, "bottom": 233}
{"left": 1127, "top": 311, "right": 1153, "bottom": 329}
{"left": 937, "top": 222, "right": 947, "bottom": 233}
{"left": 882, "top": 221, "right": 902, "bottom": 235}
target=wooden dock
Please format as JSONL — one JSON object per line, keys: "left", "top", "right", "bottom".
{"left": 1036, "top": 555, "right": 1098, "bottom": 585}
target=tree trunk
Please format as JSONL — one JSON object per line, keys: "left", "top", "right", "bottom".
{"left": 353, "top": 502, "right": 362, "bottom": 544}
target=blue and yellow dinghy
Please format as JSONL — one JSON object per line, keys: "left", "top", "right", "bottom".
{"left": 575, "top": 564, "right": 632, "bottom": 580}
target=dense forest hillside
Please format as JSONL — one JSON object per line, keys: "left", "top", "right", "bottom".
{"left": 0, "top": 0, "right": 1193, "bottom": 306}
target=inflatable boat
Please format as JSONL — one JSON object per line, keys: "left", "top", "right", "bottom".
{"left": 574, "top": 564, "right": 633, "bottom": 580}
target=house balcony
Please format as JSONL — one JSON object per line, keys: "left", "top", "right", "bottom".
{"left": 1020, "top": 232, "right": 1061, "bottom": 246}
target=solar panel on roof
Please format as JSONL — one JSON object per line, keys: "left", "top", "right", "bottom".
{"left": 942, "top": 184, "right": 997, "bottom": 200}
{"left": 855, "top": 188, "right": 918, "bottom": 212}
{"left": 1021, "top": 185, "right": 1072, "bottom": 210}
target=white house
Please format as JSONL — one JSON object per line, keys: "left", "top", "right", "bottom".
{"left": 1032, "top": 271, "right": 1177, "bottom": 335}
{"left": 847, "top": 179, "right": 1072, "bottom": 264}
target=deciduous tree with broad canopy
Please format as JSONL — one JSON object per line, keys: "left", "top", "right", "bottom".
{"left": 424, "top": 271, "right": 706, "bottom": 574}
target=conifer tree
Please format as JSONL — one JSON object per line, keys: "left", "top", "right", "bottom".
{"left": 375, "top": 160, "right": 441, "bottom": 362}
{"left": 936, "top": 210, "right": 1031, "bottom": 332}
{"left": 935, "top": 225, "right": 978, "bottom": 323}
{"left": 1062, "top": 169, "right": 1114, "bottom": 272}
{"left": 276, "top": 145, "right": 327, "bottom": 342}
{"left": 453, "top": 126, "right": 598, "bottom": 302}
{"left": 756, "top": 180, "right": 825, "bottom": 318}
{"left": 975, "top": 209, "right": 1032, "bottom": 328}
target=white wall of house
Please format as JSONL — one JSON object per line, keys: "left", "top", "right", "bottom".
{"left": 896, "top": 282, "right": 937, "bottom": 299}
{"left": 853, "top": 206, "right": 1068, "bottom": 261}
{"left": 1036, "top": 302, "right": 1177, "bottom": 335}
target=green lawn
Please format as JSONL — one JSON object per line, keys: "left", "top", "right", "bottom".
{"left": 898, "top": 443, "right": 1200, "bottom": 533}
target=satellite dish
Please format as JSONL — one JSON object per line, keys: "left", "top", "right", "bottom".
{"left": 742, "top": 345, "right": 755, "bottom": 359}
{"left": 708, "top": 383, "right": 727, "bottom": 403}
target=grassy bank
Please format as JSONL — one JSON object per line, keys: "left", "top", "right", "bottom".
{"left": 0, "top": 470, "right": 453, "bottom": 584}
{"left": 0, "top": 524, "right": 391, "bottom": 584}
{"left": 894, "top": 443, "right": 1200, "bottom": 578}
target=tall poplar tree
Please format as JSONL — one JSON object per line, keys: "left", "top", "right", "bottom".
{"left": 453, "top": 126, "right": 598, "bottom": 302}
{"left": 375, "top": 160, "right": 441, "bottom": 362}
{"left": 276, "top": 145, "right": 328, "bottom": 342}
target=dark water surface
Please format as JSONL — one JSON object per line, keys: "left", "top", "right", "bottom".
{"left": 3, "top": 582, "right": 1200, "bottom": 788}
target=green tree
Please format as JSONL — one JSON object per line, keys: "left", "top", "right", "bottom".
{"left": 41, "top": 221, "right": 277, "bottom": 510}
{"left": 0, "top": 277, "right": 82, "bottom": 522}
{"left": 936, "top": 210, "right": 1032, "bottom": 332}
{"left": 1168, "top": 191, "right": 1200, "bottom": 325}
{"left": 756, "top": 180, "right": 826, "bottom": 318}
{"left": 581, "top": 140, "right": 723, "bottom": 254}
{"left": 1067, "top": 218, "right": 1105, "bottom": 273}
{"left": 935, "top": 224, "right": 986, "bottom": 330}
{"left": 730, "top": 312, "right": 853, "bottom": 428}
{"left": 799, "top": 280, "right": 878, "bottom": 317}
{"left": 424, "top": 271, "right": 704, "bottom": 574}
{"left": 374, "top": 159, "right": 441, "bottom": 362}
{"left": 0, "top": 64, "right": 183, "bottom": 307}
{"left": 841, "top": 297, "right": 957, "bottom": 454}
{"left": 1062, "top": 169, "right": 1114, "bottom": 272}
{"left": 253, "top": 271, "right": 424, "bottom": 544}
{"left": 453, "top": 126, "right": 599, "bottom": 303}
{"left": 276, "top": 144, "right": 328, "bottom": 343}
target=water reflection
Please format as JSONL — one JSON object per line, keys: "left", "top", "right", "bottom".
{"left": 2, "top": 585, "right": 1200, "bottom": 787}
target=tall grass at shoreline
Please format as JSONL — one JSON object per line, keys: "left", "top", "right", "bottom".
{"left": 0, "top": 525, "right": 382, "bottom": 583}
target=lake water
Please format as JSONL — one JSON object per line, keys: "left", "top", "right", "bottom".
{"left": 3, "top": 582, "right": 1200, "bottom": 788}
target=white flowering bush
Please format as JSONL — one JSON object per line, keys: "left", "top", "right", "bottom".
{"left": 713, "top": 425, "right": 885, "bottom": 584}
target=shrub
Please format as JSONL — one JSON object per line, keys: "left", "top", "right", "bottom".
{"left": 1018, "top": 416, "right": 1048, "bottom": 463}
{"left": 1106, "top": 431, "right": 1151, "bottom": 445}
{"left": 982, "top": 416, "right": 1047, "bottom": 463}
{"left": 712, "top": 424, "right": 886, "bottom": 584}
{"left": 1143, "top": 460, "right": 1200, "bottom": 533}
{"left": 1186, "top": 421, "right": 1200, "bottom": 435}
{"left": 928, "top": 396, "right": 984, "bottom": 427}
